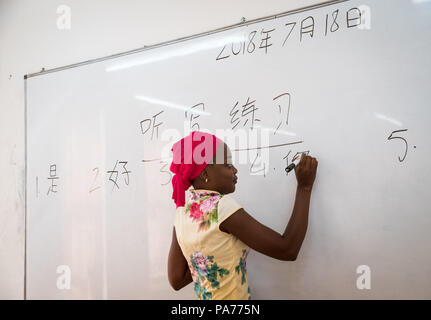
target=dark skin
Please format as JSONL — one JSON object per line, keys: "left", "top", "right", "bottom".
{"left": 168, "top": 142, "right": 318, "bottom": 291}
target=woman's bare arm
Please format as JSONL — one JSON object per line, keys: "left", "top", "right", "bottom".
{"left": 220, "top": 154, "right": 317, "bottom": 261}
{"left": 167, "top": 227, "right": 193, "bottom": 290}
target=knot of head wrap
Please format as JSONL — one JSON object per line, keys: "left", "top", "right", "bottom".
{"left": 170, "top": 131, "right": 223, "bottom": 208}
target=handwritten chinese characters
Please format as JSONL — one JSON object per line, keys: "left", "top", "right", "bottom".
{"left": 217, "top": 7, "right": 365, "bottom": 61}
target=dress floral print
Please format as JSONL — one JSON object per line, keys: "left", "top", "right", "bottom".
{"left": 235, "top": 249, "right": 249, "bottom": 285}
{"left": 189, "top": 251, "right": 230, "bottom": 300}
{"left": 185, "top": 191, "right": 221, "bottom": 232}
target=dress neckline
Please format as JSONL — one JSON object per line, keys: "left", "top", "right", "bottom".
{"left": 190, "top": 189, "right": 221, "bottom": 194}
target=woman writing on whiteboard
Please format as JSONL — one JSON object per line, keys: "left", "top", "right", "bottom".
{"left": 168, "top": 131, "right": 318, "bottom": 300}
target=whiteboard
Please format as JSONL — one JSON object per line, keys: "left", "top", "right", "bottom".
{"left": 25, "top": 0, "right": 431, "bottom": 299}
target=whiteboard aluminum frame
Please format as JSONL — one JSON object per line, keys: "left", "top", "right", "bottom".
{"left": 24, "top": 70, "right": 28, "bottom": 300}
{"left": 24, "top": 0, "right": 348, "bottom": 79}
{"left": 23, "top": 0, "right": 349, "bottom": 299}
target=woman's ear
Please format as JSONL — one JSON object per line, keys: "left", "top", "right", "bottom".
{"left": 204, "top": 167, "right": 211, "bottom": 180}
{"left": 197, "top": 168, "right": 208, "bottom": 182}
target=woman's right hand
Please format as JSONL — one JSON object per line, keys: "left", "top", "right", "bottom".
{"left": 294, "top": 153, "right": 318, "bottom": 191}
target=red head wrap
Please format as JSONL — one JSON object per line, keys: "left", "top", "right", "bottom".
{"left": 170, "top": 131, "right": 223, "bottom": 208}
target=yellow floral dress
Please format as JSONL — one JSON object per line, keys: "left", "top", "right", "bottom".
{"left": 174, "top": 189, "right": 251, "bottom": 300}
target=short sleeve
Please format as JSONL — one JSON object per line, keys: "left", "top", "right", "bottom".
{"left": 217, "top": 194, "right": 243, "bottom": 230}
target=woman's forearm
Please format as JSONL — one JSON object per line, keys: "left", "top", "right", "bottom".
{"left": 282, "top": 186, "right": 312, "bottom": 259}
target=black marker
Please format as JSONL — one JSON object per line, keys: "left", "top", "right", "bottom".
{"left": 285, "top": 163, "right": 295, "bottom": 173}
{"left": 285, "top": 156, "right": 301, "bottom": 174}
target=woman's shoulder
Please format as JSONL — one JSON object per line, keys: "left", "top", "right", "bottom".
{"left": 217, "top": 193, "right": 243, "bottom": 221}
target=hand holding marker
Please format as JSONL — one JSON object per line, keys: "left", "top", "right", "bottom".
{"left": 285, "top": 152, "right": 318, "bottom": 191}
{"left": 285, "top": 152, "right": 318, "bottom": 172}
